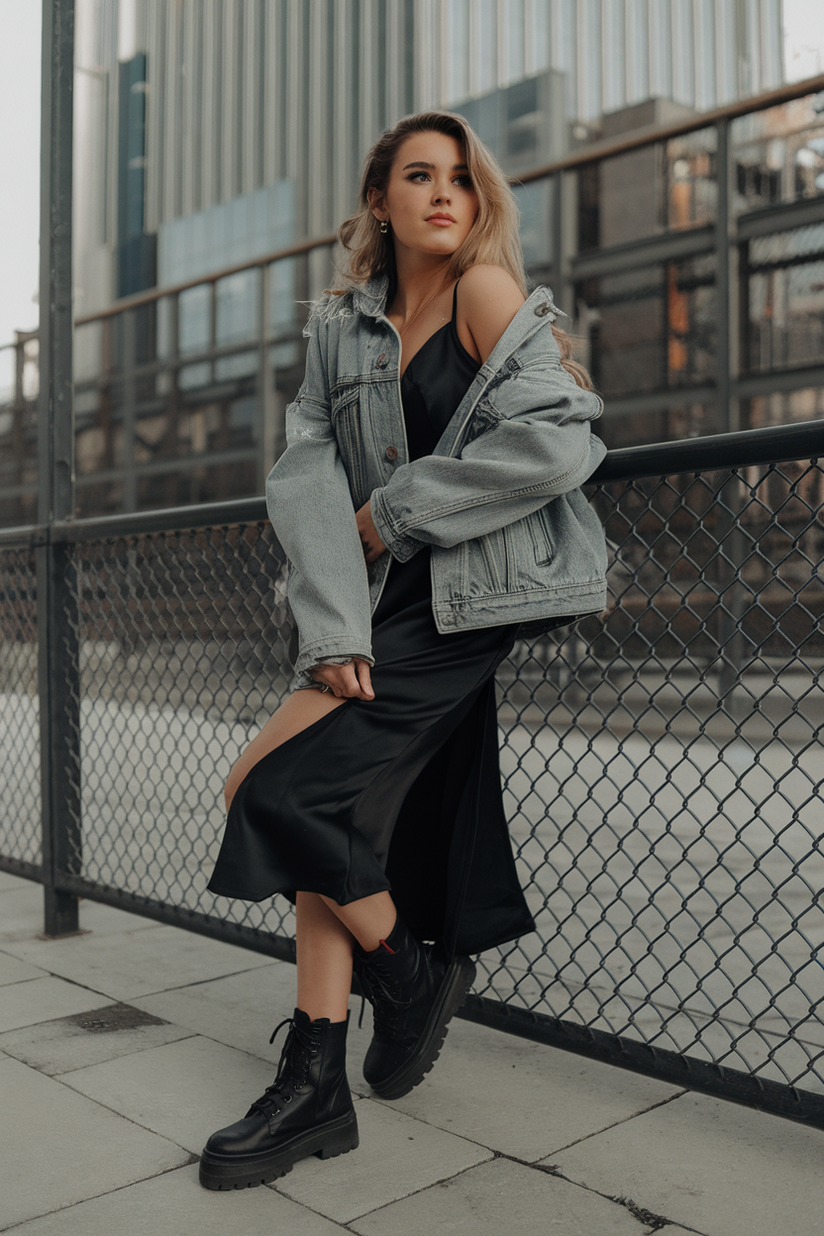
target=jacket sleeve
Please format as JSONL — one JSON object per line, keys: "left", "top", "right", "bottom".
{"left": 265, "top": 324, "right": 374, "bottom": 675}
{"left": 370, "top": 356, "right": 607, "bottom": 562}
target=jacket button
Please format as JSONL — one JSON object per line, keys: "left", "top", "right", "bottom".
{"left": 534, "top": 303, "right": 551, "bottom": 317}
{"left": 374, "top": 353, "right": 388, "bottom": 369}
{"left": 385, "top": 445, "right": 398, "bottom": 461}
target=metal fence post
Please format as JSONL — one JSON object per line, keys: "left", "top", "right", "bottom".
{"left": 37, "top": 0, "right": 80, "bottom": 936}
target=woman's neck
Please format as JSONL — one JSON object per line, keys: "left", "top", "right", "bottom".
{"left": 389, "top": 252, "right": 453, "bottom": 318}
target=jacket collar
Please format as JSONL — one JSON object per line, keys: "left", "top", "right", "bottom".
{"left": 352, "top": 275, "right": 391, "bottom": 319}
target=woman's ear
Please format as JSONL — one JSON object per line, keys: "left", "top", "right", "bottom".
{"left": 366, "top": 186, "right": 386, "bottom": 221}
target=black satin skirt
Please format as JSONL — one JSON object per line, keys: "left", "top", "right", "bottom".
{"left": 207, "top": 550, "right": 536, "bottom": 956}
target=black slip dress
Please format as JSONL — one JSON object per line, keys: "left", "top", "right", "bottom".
{"left": 207, "top": 281, "right": 536, "bottom": 956}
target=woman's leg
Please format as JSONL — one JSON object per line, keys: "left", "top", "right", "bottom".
{"left": 321, "top": 890, "right": 397, "bottom": 953}
{"left": 295, "top": 890, "right": 399, "bottom": 1022}
{"left": 226, "top": 693, "right": 398, "bottom": 1021}
{"left": 224, "top": 689, "right": 347, "bottom": 812}
{"left": 295, "top": 891, "right": 355, "bottom": 1022}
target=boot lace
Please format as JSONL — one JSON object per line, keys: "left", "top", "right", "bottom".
{"left": 355, "top": 957, "right": 411, "bottom": 1041}
{"left": 246, "top": 1017, "right": 318, "bottom": 1126}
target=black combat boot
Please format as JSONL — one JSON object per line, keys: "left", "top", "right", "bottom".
{"left": 199, "top": 1008, "right": 358, "bottom": 1189}
{"left": 354, "top": 915, "right": 476, "bottom": 1100}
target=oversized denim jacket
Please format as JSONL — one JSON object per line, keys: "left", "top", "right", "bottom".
{"left": 266, "top": 275, "right": 608, "bottom": 684}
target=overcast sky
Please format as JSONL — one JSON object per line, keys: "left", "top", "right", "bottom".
{"left": 0, "top": 0, "right": 822, "bottom": 376}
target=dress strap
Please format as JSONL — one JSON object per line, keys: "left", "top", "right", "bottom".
{"left": 451, "top": 278, "right": 462, "bottom": 323}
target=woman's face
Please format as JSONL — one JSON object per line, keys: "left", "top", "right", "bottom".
{"left": 371, "top": 130, "right": 479, "bottom": 261}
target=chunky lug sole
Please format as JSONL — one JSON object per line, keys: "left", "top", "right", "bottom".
{"left": 198, "top": 1110, "right": 359, "bottom": 1190}
{"left": 367, "top": 955, "right": 476, "bottom": 1101}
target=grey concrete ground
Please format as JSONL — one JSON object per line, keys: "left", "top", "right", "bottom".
{"left": 2, "top": 870, "right": 824, "bottom": 1236}
{"left": 3, "top": 668, "right": 823, "bottom": 1097}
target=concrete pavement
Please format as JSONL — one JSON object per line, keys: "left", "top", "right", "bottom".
{"left": 1, "top": 869, "right": 823, "bottom": 1236}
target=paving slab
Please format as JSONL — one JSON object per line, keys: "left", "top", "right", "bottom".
{"left": 0, "top": 1056, "right": 189, "bottom": 1230}
{"left": 0, "top": 952, "right": 48, "bottom": 985}
{"left": 348, "top": 1155, "right": 643, "bottom": 1236}
{"left": 349, "top": 1013, "right": 683, "bottom": 1160}
{"left": 1, "top": 922, "right": 272, "bottom": 1001}
{"left": 0, "top": 1002, "right": 193, "bottom": 1076}
{"left": 0, "top": 882, "right": 160, "bottom": 944}
{"left": 0, "top": 886, "right": 49, "bottom": 943}
{"left": 548, "top": 1089, "right": 824, "bottom": 1236}
{"left": 0, "top": 975, "right": 114, "bottom": 1034}
{"left": 274, "top": 1096, "right": 491, "bottom": 1223}
{"left": 59, "top": 1034, "right": 277, "bottom": 1156}
{"left": 131, "top": 960, "right": 298, "bottom": 1060}
{"left": 2, "top": 1163, "right": 347, "bottom": 1236}
{"left": 0, "top": 872, "right": 31, "bottom": 893}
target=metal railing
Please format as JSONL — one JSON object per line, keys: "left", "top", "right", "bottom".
{"left": 2, "top": 417, "right": 823, "bottom": 1128}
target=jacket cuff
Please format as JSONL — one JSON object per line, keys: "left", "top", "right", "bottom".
{"left": 371, "top": 488, "right": 419, "bottom": 563}
{"left": 293, "top": 636, "right": 374, "bottom": 677}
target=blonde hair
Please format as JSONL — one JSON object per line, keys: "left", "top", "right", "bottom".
{"left": 334, "top": 111, "right": 593, "bottom": 391}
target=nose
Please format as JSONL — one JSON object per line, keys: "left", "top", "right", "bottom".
{"left": 432, "top": 179, "right": 451, "bottom": 204}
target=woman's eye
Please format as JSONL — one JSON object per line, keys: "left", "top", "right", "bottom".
{"left": 454, "top": 175, "right": 473, "bottom": 188}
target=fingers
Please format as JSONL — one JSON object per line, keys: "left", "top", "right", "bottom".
{"left": 355, "top": 659, "right": 375, "bottom": 699}
{"left": 355, "top": 500, "right": 387, "bottom": 564}
{"left": 311, "top": 659, "right": 375, "bottom": 701}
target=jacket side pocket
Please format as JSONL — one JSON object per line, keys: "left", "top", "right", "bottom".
{"left": 528, "top": 504, "right": 555, "bottom": 567}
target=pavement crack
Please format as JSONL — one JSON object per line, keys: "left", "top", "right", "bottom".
{"left": 610, "top": 1193, "right": 672, "bottom": 1230}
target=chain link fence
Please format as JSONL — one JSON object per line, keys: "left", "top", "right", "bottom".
{"left": 1, "top": 426, "right": 823, "bottom": 1125}
{"left": 0, "top": 544, "right": 40, "bottom": 874}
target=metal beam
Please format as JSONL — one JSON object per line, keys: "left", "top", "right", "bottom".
{"left": 37, "top": 0, "right": 80, "bottom": 937}
{"left": 738, "top": 195, "right": 824, "bottom": 242}
{"left": 571, "top": 225, "right": 715, "bottom": 280}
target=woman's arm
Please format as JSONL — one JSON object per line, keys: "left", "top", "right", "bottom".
{"left": 458, "top": 264, "right": 526, "bottom": 364}
{"left": 266, "top": 322, "right": 375, "bottom": 677}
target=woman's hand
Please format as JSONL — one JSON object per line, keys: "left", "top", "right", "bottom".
{"left": 356, "top": 500, "right": 387, "bottom": 564}
{"left": 310, "top": 658, "right": 375, "bottom": 700}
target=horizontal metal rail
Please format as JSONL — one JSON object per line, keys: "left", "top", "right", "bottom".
{"left": 0, "top": 418, "right": 821, "bottom": 553}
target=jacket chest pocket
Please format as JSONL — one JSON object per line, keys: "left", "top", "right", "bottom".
{"left": 527, "top": 504, "right": 555, "bottom": 567}
{"left": 331, "top": 389, "right": 368, "bottom": 506}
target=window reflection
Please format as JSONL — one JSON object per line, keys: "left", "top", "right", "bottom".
{"left": 746, "top": 226, "right": 824, "bottom": 373}
{"left": 732, "top": 92, "right": 824, "bottom": 213}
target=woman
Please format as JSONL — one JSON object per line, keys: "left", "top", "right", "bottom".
{"left": 199, "top": 111, "right": 607, "bottom": 1190}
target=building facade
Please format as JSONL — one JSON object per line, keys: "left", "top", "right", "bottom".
{"left": 74, "top": 0, "right": 785, "bottom": 315}
{"left": 6, "top": 0, "right": 824, "bottom": 527}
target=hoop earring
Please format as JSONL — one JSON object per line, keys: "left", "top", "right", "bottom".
{"left": 380, "top": 220, "right": 389, "bottom": 234}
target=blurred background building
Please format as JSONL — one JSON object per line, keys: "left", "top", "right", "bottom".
{"left": 3, "top": 0, "right": 823, "bottom": 526}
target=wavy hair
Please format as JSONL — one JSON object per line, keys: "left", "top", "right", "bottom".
{"left": 334, "top": 110, "right": 593, "bottom": 391}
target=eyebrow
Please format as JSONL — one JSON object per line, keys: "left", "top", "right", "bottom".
{"left": 401, "top": 161, "right": 469, "bottom": 171}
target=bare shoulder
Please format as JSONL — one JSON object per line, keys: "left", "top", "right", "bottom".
{"left": 457, "top": 265, "right": 527, "bottom": 363}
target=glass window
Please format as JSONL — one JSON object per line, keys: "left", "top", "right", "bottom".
{"left": 598, "top": 402, "right": 716, "bottom": 450}
{"left": 269, "top": 257, "right": 298, "bottom": 333}
{"left": 746, "top": 226, "right": 824, "bottom": 373}
{"left": 578, "top": 129, "right": 717, "bottom": 253}
{"left": 74, "top": 322, "right": 104, "bottom": 386}
{"left": 515, "top": 179, "right": 554, "bottom": 270}
{"left": 216, "top": 270, "right": 261, "bottom": 346}
{"left": 577, "top": 254, "right": 717, "bottom": 400}
{"left": 746, "top": 385, "right": 824, "bottom": 430}
{"left": 732, "top": 91, "right": 824, "bottom": 214}
{"left": 666, "top": 128, "right": 717, "bottom": 228}
{"left": 444, "top": 0, "right": 470, "bottom": 103}
{"left": 179, "top": 284, "right": 212, "bottom": 355}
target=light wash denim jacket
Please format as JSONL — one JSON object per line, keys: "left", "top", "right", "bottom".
{"left": 266, "top": 276, "right": 608, "bottom": 685}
